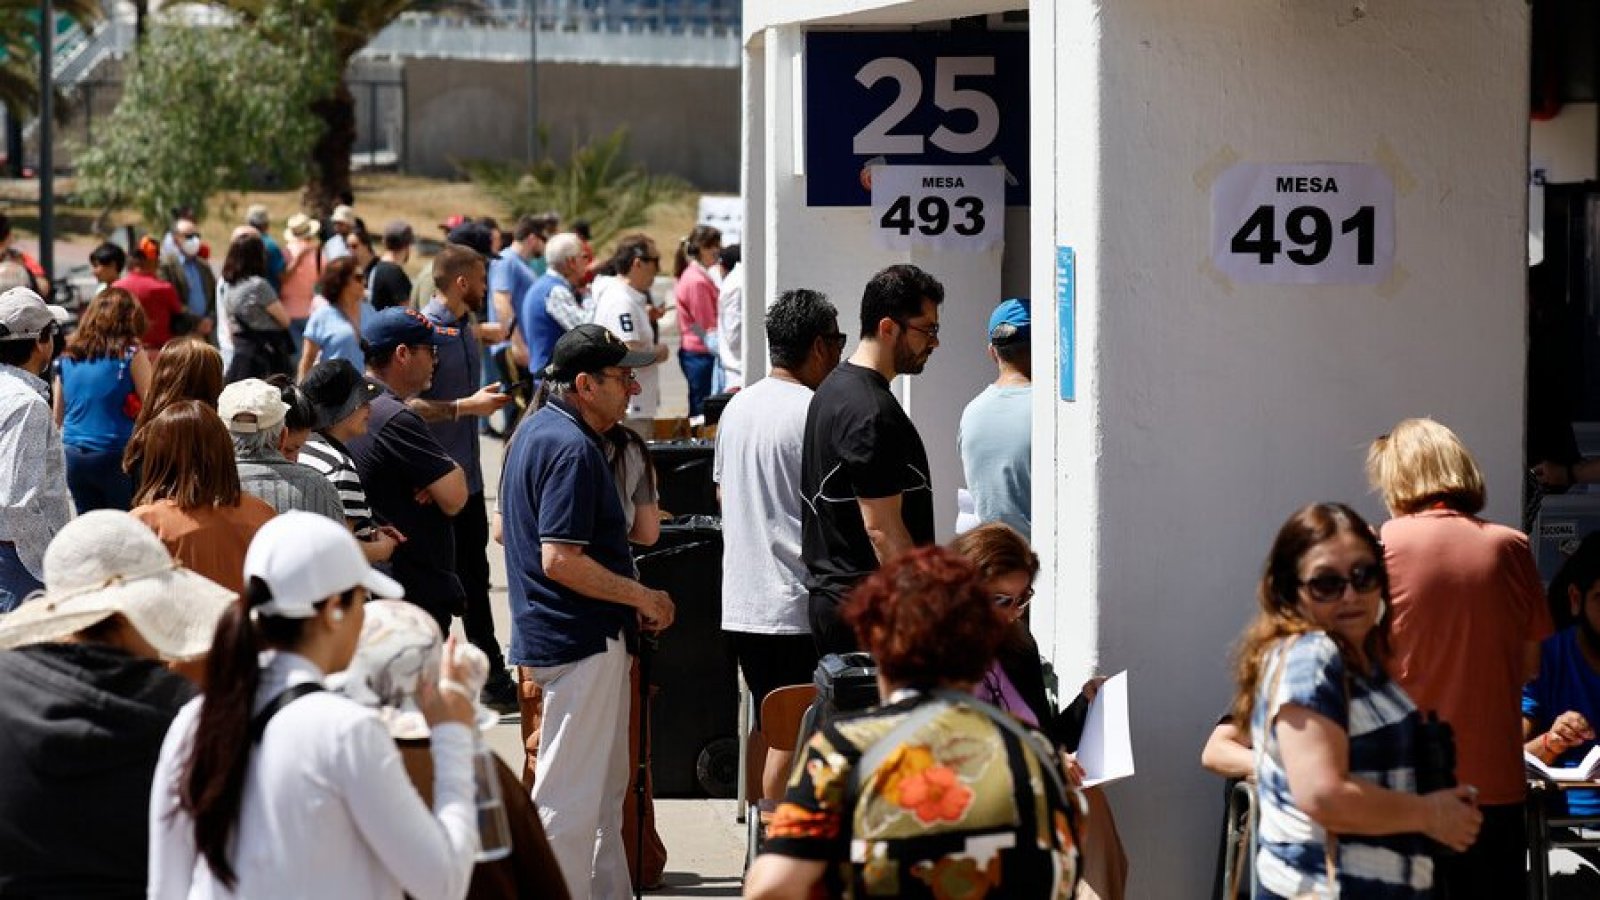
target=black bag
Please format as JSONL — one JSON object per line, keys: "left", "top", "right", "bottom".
{"left": 226, "top": 325, "right": 295, "bottom": 381}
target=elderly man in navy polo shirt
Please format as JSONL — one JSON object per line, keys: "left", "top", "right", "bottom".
{"left": 502, "top": 323, "right": 674, "bottom": 900}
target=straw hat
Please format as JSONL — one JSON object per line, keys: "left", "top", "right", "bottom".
{"left": 284, "top": 212, "right": 321, "bottom": 243}
{"left": 0, "top": 511, "right": 236, "bottom": 660}
{"left": 333, "top": 599, "right": 494, "bottom": 738}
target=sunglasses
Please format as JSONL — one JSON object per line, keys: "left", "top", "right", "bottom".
{"left": 1297, "top": 563, "right": 1383, "bottom": 604}
{"left": 994, "top": 586, "right": 1035, "bottom": 613}
{"left": 901, "top": 320, "right": 940, "bottom": 339}
{"left": 821, "top": 332, "right": 848, "bottom": 347}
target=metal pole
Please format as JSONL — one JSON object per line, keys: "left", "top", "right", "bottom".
{"left": 38, "top": 0, "right": 54, "bottom": 288}
{"left": 368, "top": 81, "right": 377, "bottom": 168}
{"left": 526, "top": 0, "right": 538, "bottom": 163}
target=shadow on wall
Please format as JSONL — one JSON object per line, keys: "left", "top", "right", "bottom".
{"left": 404, "top": 58, "right": 739, "bottom": 191}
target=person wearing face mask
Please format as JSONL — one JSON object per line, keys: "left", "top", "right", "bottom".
{"left": 0, "top": 287, "right": 73, "bottom": 612}
{"left": 158, "top": 218, "right": 217, "bottom": 341}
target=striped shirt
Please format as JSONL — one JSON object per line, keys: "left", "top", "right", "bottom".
{"left": 1252, "top": 633, "right": 1432, "bottom": 899}
{"left": 236, "top": 449, "right": 345, "bottom": 524}
{"left": 299, "top": 437, "right": 373, "bottom": 536}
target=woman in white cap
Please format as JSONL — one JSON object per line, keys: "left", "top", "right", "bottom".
{"left": 147, "top": 511, "right": 480, "bottom": 899}
{"left": 0, "top": 510, "right": 235, "bottom": 895}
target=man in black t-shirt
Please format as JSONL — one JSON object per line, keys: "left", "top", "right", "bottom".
{"left": 801, "top": 264, "right": 944, "bottom": 656}
{"left": 347, "top": 307, "right": 469, "bottom": 629}
{"left": 367, "top": 221, "right": 415, "bottom": 311}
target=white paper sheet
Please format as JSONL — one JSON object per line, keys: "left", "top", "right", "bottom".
{"left": 1076, "top": 671, "right": 1135, "bottom": 789}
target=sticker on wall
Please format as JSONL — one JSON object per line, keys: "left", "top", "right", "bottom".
{"left": 1057, "top": 246, "right": 1075, "bottom": 403}
{"left": 870, "top": 165, "right": 1005, "bottom": 252}
{"left": 1211, "top": 162, "right": 1395, "bottom": 285}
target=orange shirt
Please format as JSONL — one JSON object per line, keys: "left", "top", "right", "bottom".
{"left": 279, "top": 240, "right": 321, "bottom": 320}
{"left": 1381, "top": 509, "right": 1553, "bottom": 805}
{"left": 131, "top": 496, "right": 276, "bottom": 594}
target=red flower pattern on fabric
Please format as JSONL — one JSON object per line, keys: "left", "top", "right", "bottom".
{"left": 896, "top": 765, "right": 974, "bottom": 824}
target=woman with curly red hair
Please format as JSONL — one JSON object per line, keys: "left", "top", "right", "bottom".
{"left": 743, "top": 545, "right": 1081, "bottom": 899}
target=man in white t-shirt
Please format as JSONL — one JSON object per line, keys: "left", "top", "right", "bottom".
{"left": 713, "top": 288, "right": 845, "bottom": 800}
{"left": 591, "top": 234, "right": 669, "bottom": 434}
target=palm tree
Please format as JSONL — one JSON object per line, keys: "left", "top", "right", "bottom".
{"left": 0, "top": 0, "right": 102, "bottom": 113}
{"left": 212, "top": 0, "right": 476, "bottom": 215}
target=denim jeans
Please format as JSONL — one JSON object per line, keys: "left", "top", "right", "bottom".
{"left": 65, "top": 444, "right": 135, "bottom": 512}
{"left": 0, "top": 543, "right": 44, "bottom": 613}
{"left": 678, "top": 349, "right": 715, "bottom": 417}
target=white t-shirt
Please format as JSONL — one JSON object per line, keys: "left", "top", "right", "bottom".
{"left": 592, "top": 275, "right": 660, "bottom": 419}
{"left": 713, "top": 375, "right": 812, "bottom": 633}
{"left": 716, "top": 264, "right": 743, "bottom": 389}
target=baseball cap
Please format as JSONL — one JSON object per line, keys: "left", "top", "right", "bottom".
{"left": 382, "top": 220, "right": 415, "bottom": 248}
{"left": 245, "top": 204, "right": 270, "bottom": 230}
{"left": 362, "top": 306, "right": 459, "bottom": 353}
{"left": 245, "top": 512, "right": 403, "bottom": 619}
{"left": 439, "top": 214, "right": 468, "bottom": 231}
{"left": 988, "top": 298, "right": 1031, "bottom": 345}
{"left": 301, "top": 359, "right": 384, "bottom": 430}
{"left": 445, "top": 222, "right": 494, "bottom": 257}
{"left": 0, "top": 287, "right": 68, "bottom": 341}
{"left": 218, "top": 378, "right": 289, "bottom": 433}
{"left": 545, "top": 323, "right": 659, "bottom": 382}
{"left": 331, "top": 204, "right": 357, "bottom": 226}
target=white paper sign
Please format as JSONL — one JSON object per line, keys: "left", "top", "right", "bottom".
{"left": 1211, "top": 162, "right": 1394, "bottom": 285}
{"left": 1076, "top": 671, "right": 1134, "bottom": 789}
{"left": 871, "top": 165, "right": 1005, "bottom": 252}
{"left": 697, "top": 195, "right": 743, "bottom": 247}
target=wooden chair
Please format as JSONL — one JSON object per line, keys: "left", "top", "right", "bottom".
{"left": 744, "top": 684, "right": 816, "bottom": 867}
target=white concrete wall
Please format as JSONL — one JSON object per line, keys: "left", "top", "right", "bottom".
{"left": 1531, "top": 103, "right": 1596, "bottom": 184}
{"left": 1036, "top": 1, "right": 1532, "bottom": 895}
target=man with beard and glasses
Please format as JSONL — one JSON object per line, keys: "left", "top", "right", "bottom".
{"left": 800, "top": 264, "right": 943, "bottom": 656}
{"left": 406, "top": 242, "right": 518, "bottom": 710}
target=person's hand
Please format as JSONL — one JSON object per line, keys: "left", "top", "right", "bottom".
{"left": 1421, "top": 785, "right": 1482, "bottom": 852}
{"left": 1547, "top": 711, "right": 1596, "bottom": 755}
{"left": 1081, "top": 676, "right": 1108, "bottom": 704}
{"left": 636, "top": 588, "right": 675, "bottom": 632}
{"left": 364, "top": 528, "right": 399, "bottom": 562}
{"left": 1533, "top": 461, "right": 1571, "bottom": 489}
{"left": 1060, "top": 751, "right": 1085, "bottom": 788}
{"left": 418, "top": 635, "right": 477, "bottom": 728}
{"left": 647, "top": 303, "right": 665, "bottom": 322}
{"left": 461, "top": 384, "right": 511, "bottom": 417}
{"left": 376, "top": 524, "right": 406, "bottom": 544}
{"left": 477, "top": 321, "right": 507, "bottom": 344}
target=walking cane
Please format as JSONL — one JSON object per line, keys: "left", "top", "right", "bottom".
{"left": 635, "top": 629, "right": 658, "bottom": 900}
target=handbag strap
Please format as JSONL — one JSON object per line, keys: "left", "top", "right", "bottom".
{"left": 250, "top": 682, "right": 325, "bottom": 744}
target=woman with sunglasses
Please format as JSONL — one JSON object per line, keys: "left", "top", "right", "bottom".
{"left": 1232, "top": 502, "right": 1480, "bottom": 899}
{"left": 950, "top": 523, "right": 1128, "bottom": 899}
{"left": 1366, "top": 419, "right": 1552, "bottom": 897}
{"left": 298, "top": 257, "right": 370, "bottom": 380}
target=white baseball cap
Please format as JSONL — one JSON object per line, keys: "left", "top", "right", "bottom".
{"left": 0, "top": 287, "right": 68, "bottom": 341}
{"left": 218, "top": 378, "right": 288, "bottom": 434}
{"left": 244, "top": 512, "right": 402, "bottom": 618}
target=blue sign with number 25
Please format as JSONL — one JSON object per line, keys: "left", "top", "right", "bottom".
{"left": 805, "top": 30, "right": 1030, "bottom": 208}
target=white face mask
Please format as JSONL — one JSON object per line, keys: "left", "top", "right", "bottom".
{"left": 181, "top": 235, "right": 201, "bottom": 257}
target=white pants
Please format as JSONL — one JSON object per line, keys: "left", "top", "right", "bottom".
{"left": 530, "top": 635, "right": 633, "bottom": 900}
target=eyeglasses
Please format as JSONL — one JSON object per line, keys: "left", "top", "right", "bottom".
{"left": 994, "top": 586, "right": 1035, "bottom": 613}
{"left": 1297, "top": 563, "right": 1383, "bottom": 603}
{"left": 821, "top": 332, "right": 848, "bottom": 347}
{"left": 640, "top": 255, "right": 660, "bottom": 265}
{"left": 594, "top": 368, "right": 638, "bottom": 384}
{"left": 900, "top": 320, "right": 940, "bottom": 339}
{"left": 408, "top": 343, "right": 438, "bottom": 359}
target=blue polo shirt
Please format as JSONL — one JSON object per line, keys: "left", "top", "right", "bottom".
{"left": 489, "top": 247, "right": 534, "bottom": 355}
{"left": 518, "top": 271, "right": 571, "bottom": 378}
{"left": 419, "top": 298, "right": 484, "bottom": 494}
{"left": 502, "top": 398, "right": 637, "bottom": 667}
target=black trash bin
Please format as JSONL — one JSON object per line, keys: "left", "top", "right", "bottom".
{"left": 635, "top": 517, "right": 739, "bottom": 798}
{"left": 647, "top": 440, "right": 717, "bottom": 517}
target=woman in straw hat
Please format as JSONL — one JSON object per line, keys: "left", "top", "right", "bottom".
{"left": 338, "top": 599, "right": 570, "bottom": 899}
{"left": 0, "top": 510, "right": 235, "bottom": 895}
{"left": 148, "top": 511, "right": 480, "bottom": 899}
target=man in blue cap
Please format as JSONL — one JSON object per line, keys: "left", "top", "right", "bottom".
{"left": 958, "top": 298, "right": 1033, "bottom": 539}
{"left": 346, "top": 307, "right": 469, "bottom": 630}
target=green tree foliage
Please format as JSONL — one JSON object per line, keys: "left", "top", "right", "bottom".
{"left": 0, "top": 0, "right": 103, "bottom": 113}
{"left": 74, "top": 13, "right": 337, "bottom": 226}
{"left": 462, "top": 128, "right": 692, "bottom": 250}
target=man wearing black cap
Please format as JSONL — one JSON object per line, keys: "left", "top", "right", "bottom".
{"left": 345, "top": 307, "right": 468, "bottom": 631}
{"left": 958, "top": 298, "right": 1033, "bottom": 539}
{"left": 501, "top": 324, "right": 674, "bottom": 900}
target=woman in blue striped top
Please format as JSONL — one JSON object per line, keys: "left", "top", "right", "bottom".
{"left": 1231, "top": 503, "right": 1481, "bottom": 898}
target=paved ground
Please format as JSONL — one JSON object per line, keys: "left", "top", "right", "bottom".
{"left": 473, "top": 343, "right": 748, "bottom": 898}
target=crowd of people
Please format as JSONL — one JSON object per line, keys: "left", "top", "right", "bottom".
{"left": 7, "top": 191, "right": 1588, "bottom": 900}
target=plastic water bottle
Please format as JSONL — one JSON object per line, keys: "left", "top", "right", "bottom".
{"left": 473, "top": 743, "right": 513, "bottom": 862}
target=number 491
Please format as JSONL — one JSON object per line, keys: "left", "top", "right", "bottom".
{"left": 1230, "top": 205, "right": 1376, "bottom": 266}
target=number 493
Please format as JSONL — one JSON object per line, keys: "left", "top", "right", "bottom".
{"left": 1230, "top": 204, "right": 1376, "bottom": 266}
{"left": 880, "top": 195, "right": 986, "bottom": 237}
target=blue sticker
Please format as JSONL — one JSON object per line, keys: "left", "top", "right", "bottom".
{"left": 1056, "top": 247, "right": 1075, "bottom": 403}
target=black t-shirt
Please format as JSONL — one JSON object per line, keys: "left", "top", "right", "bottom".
{"left": 367, "top": 260, "right": 413, "bottom": 311}
{"left": 801, "top": 362, "right": 935, "bottom": 605}
{"left": 346, "top": 389, "right": 463, "bottom": 621}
